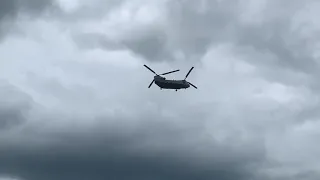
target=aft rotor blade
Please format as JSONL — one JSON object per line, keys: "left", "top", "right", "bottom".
{"left": 160, "top": 69, "right": 180, "bottom": 75}
{"left": 144, "top": 65, "right": 157, "bottom": 75}
{"left": 148, "top": 80, "right": 155, "bottom": 88}
{"left": 184, "top": 67, "right": 194, "bottom": 80}
{"left": 188, "top": 82, "right": 197, "bottom": 89}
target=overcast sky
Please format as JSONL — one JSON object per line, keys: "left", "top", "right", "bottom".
{"left": 1, "top": 0, "right": 320, "bottom": 180}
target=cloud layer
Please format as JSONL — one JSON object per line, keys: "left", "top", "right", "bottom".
{"left": 1, "top": 0, "right": 320, "bottom": 180}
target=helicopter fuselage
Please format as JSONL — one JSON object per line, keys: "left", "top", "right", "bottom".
{"left": 143, "top": 64, "right": 197, "bottom": 91}
{"left": 154, "top": 76, "right": 190, "bottom": 89}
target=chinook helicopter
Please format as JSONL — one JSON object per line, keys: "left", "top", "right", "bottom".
{"left": 143, "top": 64, "right": 197, "bottom": 91}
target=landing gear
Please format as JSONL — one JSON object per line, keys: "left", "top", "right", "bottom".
{"left": 175, "top": 89, "right": 177, "bottom": 91}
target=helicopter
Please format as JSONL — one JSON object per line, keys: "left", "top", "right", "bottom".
{"left": 143, "top": 64, "right": 197, "bottom": 91}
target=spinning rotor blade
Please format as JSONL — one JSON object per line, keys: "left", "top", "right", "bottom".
{"left": 160, "top": 69, "right": 180, "bottom": 75}
{"left": 148, "top": 80, "right": 155, "bottom": 88}
{"left": 144, "top": 65, "right": 157, "bottom": 75}
{"left": 184, "top": 67, "right": 194, "bottom": 80}
{"left": 188, "top": 82, "right": 197, "bottom": 89}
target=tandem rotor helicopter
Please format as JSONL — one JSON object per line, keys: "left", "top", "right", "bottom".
{"left": 143, "top": 64, "right": 197, "bottom": 91}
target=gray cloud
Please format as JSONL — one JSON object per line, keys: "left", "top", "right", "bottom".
{"left": 72, "top": 0, "right": 240, "bottom": 62}
{"left": 0, "top": 81, "right": 32, "bottom": 131}
{"left": 121, "top": 29, "right": 170, "bottom": 62}
{"left": 0, "top": 0, "right": 56, "bottom": 39}
{"left": 69, "top": 0, "right": 320, "bottom": 123}
{"left": 0, "top": 0, "right": 55, "bottom": 19}
{"left": 1, "top": 0, "right": 320, "bottom": 180}
{"left": 0, "top": 120, "right": 263, "bottom": 180}
{"left": 0, "top": 108, "right": 25, "bottom": 130}
{"left": 71, "top": 0, "right": 320, "bottom": 78}
{"left": 0, "top": 77, "right": 267, "bottom": 180}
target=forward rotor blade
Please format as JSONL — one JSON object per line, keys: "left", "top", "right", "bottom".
{"left": 184, "top": 67, "right": 194, "bottom": 80}
{"left": 160, "top": 69, "right": 180, "bottom": 75}
{"left": 148, "top": 80, "right": 155, "bottom": 88}
{"left": 188, "top": 82, "right": 197, "bottom": 89}
{"left": 144, "top": 65, "right": 157, "bottom": 75}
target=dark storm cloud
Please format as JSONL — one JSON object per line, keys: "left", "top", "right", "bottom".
{"left": 0, "top": 0, "right": 55, "bottom": 19}
{"left": 166, "top": 0, "right": 320, "bottom": 81}
{"left": 162, "top": 0, "right": 240, "bottom": 59}
{"left": 0, "top": 108, "right": 25, "bottom": 130}
{"left": 0, "top": 113, "right": 266, "bottom": 180}
{"left": 72, "top": 0, "right": 240, "bottom": 62}
{"left": 0, "top": 80, "right": 267, "bottom": 180}
{"left": 2, "top": 0, "right": 320, "bottom": 179}
{"left": 0, "top": 0, "right": 56, "bottom": 38}
{"left": 121, "top": 29, "right": 171, "bottom": 62}
{"left": 72, "top": 0, "right": 320, "bottom": 79}
{"left": 56, "top": 0, "right": 127, "bottom": 21}
{"left": 73, "top": 29, "right": 173, "bottom": 61}
{"left": 128, "top": 0, "right": 240, "bottom": 62}
{"left": 0, "top": 81, "right": 32, "bottom": 131}
{"left": 233, "top": 17, "right": 320, "bottom": 77}
{"left": 166, "top": 0, "right": 319, "bottom": 71}
{"left": 293, "top": 170, "right": 320, "bottom": 180}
